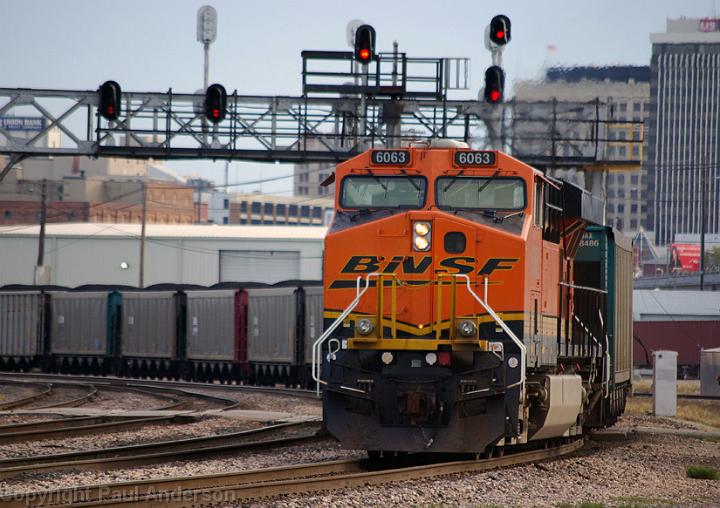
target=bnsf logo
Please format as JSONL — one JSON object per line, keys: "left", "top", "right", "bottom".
{"left": 340, "top": 255, "right": 518, "bottom": 276}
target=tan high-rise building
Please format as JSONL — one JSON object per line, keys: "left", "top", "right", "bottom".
{"left": 513, "top": 66, "right": 650, "bottom": 233}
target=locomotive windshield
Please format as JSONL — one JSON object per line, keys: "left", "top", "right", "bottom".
{"left": 340, "top": 175, "right": 426, "bottom": 209}
{"left": 436, "top": 177, "right": 525, "bottom": 210}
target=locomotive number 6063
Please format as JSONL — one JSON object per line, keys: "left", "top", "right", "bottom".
{"left": 454, "top": 150, "right": 496, "bottom": 166}
{"left": 371, "top": 150, "right": 410, "bottom": 166}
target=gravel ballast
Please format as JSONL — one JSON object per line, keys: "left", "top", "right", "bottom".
{"left": 0, "top": 414, "right": 717, "bottom": 507}
{"left": 0, "top": 416, "right": 267, "bottom": 459}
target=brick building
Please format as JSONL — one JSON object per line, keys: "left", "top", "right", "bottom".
{"left": 0, "top": 176, "right": 194, "bottom": 225}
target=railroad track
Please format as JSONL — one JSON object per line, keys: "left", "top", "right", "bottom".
{"left": 0, "top": 380, "right": 53, "bottom": 410}
{"left": 0, "top": 383, "right": 240, "bottom": 444}
{"left": 0, "top": 414, "right": 193, "bottom": 445}
{"left": 31, "top": 383, "right": 98, "bottom": 409}
{"left": 0, "top": 371, "right": 317, "bottom": 399}
{"left": 1, "top": 438, "right": 584, "bottom": 508}
{"left": 0, "top": 421, "right": 322, "bottom": 479}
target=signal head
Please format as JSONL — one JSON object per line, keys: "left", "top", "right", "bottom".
{"left": 98, "top": 80, "right": 121, "bottom": 121}
{"left": 354, "top": 24, "right": 376, "bottom": 64}
{"left": 204, "top": 83, "right": 227, "bottom": 124}
{"left": 489, "top": 15, "right": 511, "bottom": 46}
{"left": 484, "top": 66, "right": 505, "bottom": 104}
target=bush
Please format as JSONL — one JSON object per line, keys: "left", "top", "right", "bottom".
{"left": 686, "top": 465, "right": 719, "bottom": 480}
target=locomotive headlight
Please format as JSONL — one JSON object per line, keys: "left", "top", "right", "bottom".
{"left": 425, "top": 352, "right": 438, "bottom": 365}
{"left": 414, "top": 236, "right": 430, "bottom": 251}
{"left": 414, "top": 222, "right": 430, "bottom": 236}
{"left": 356, "top": 318, "right": 375, "bottom": 336}
{"left": 381, "top": 351, "right": 394, "bottom": 365}
{"left": 412, "top": 221, "right": 431, "bottom": 252}
{"left": 457, "top": 319, "right": 477, "bottom": 337}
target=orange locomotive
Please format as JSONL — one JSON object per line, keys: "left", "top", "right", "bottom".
{"left": 313, "top": 142, "right": 631, "bottom": 455}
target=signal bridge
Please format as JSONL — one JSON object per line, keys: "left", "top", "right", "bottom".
{"left": 0, "top": 50, "right": 642, "bottom": 182}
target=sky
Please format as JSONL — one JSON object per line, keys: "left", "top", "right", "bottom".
{"left": 1, "top": 0, "right": 717, "bottom": 194}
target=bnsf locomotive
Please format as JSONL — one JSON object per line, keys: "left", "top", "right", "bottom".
{"left": 314, "top": 142, "right": 632, "bottom": 455}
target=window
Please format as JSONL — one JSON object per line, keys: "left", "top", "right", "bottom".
{"left": 618, "top": 102, "right": 627, "bottom": 113}
{"left": 631, "top": 203, "right": 638, "bottom": 213}
{"left": 618, "top": 146, "right": 627, "bottom": 157}
{"left": 533, "top": 180, "right": 543, "bottom": 227}
{"left": 299, "top": 186, "right": 308, "bottom": 195}
{"left": 617, "top": 174, "right": 625, "bottom": 185}
{"left": 264, "top": 203, "right": 273, "bottom": 215}
{"left": 631, "top": 175, "right": 638, "bottom": 185}
{"left": 289, "top": 205, "right": 298, "bottom": 217}
{"left": 240, "top": 201, "right": 248, "bottom": 212}
{"left": 276, "top": 204, "right": 286, "bottom": 216}
{"left": 223, "top": 199, "right": 229, "bottom": 209}
{"left": 618, "top": 204, "right": 625, "bottom": 213}
{"left": 436, "top": 177, "right": 525, "bottom": 210}
{"left": 632, "top": 146, "right": 640, "bottom": 158}
{"left": 444, "top": 232, "right": 466, "bottom": 253}
{"left": 301, "top": 205, "right": 310, "bottom": 218}
{"left": 340, "top": 176, "right": 426, "bottom": 209}
{"left": 251, "top": 202, "right": 261, "bottom": 214}
{"left": 630, "top": 219, "right": 637, "bottom": 229}
{"left": 607, "top": 203, "right": 615, "bottom": 213}
{"left": 223, "top": 217, "right": 229, "bottom": 224}
{"left": 3, "top": 210, "right": 10, "bottom": 220}
{"left": 312, "top": 207, "right": 322, "bottom": 218}
{"left": 633, "top": 102, "right": 641, "bottom": 112}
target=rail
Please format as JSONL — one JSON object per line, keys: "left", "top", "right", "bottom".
{"left": 311, "top": 273, "right": 380, "bottom": 396}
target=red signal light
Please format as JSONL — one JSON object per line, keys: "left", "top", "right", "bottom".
{"left": 98, "top": 80, "right": 121, "bottom": 121}
{"left": 484, "top": 66, "right": 505, "bottom": 104}
{"left": 354, "top": 24, "right": 376, "bottom": 64}
{"left": 437, "top": 351, "right": 452, "bottom": 366}
{"left": 204, "top": 84, "right": 227, "bottom": 124}
{"left": 489, "top": 15, "right": 511, "bottom": 46}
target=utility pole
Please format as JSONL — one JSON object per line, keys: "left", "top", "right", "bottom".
{"left": 700, "top": 163, "right": 707, "bottom": 291}
{"left": 139, "top": 181, "right": 147, "bottom": 288}
{"left": 34, "top": 178, "right": 49, "bottom": 285}
{"left": 195, "top": 182, "right": 202, "bottom": 223}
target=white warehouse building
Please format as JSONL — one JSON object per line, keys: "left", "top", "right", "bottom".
{"left": 0, "top": 224, "right": 326, "bottom": 287}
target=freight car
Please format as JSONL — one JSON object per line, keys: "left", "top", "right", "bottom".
{"left": 633, "top": 290, "right": 720, "bottom": 378}
{"left": 314, "top": 144, "right": 633, "bottom": 456}
{"left": 0, "top": 282, "right": 322, "bottom": 386}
